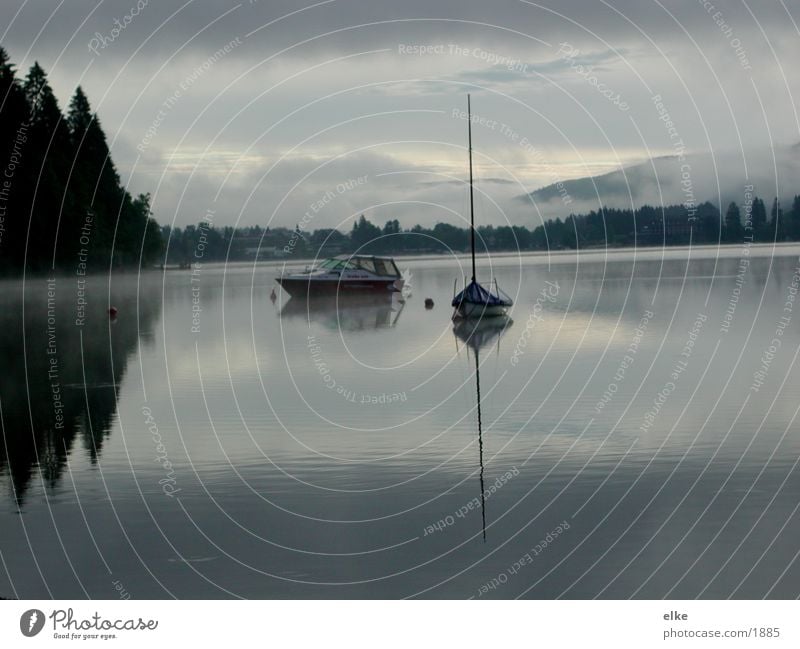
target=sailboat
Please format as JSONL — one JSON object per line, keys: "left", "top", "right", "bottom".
{"left": 452, "top": 95, "right": 514, "bottom": 319}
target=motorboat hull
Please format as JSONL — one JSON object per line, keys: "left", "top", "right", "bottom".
{"left": 276, "top": 277, "right": 403, "bottom": 298}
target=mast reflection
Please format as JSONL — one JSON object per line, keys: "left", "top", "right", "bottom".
{"left": 453, "top": 315, "right": 513, "bottom": 542}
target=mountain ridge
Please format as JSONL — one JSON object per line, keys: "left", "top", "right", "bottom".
{"left": 523, "top": 144, "right": 800, "bottom": 216}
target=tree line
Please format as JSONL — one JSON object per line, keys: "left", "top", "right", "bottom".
{"left": 164, "top": 196, "right": 800, "bottom": 265}
{"left": 0, "top": 48, "right": 161, "bottom": 275}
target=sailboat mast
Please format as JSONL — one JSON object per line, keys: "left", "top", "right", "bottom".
{"left": 467, "top": 94, "right": 476, "bottom": 282}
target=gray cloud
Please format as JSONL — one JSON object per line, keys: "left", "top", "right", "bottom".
{"left": 2, "top": 0, "right": 798, "bottom": 228}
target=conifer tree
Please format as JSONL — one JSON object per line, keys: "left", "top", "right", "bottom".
{"left": 724, "top": 202, "right": 743, "bottom": 241}
{"left": 22, "top": 62, "right": 72, "bottom": 270}
{"left": 0, "top": 47, "right": 31, "bottom": 272}
{"left": 789, "top": 195, "right": 800, "bottom": 240}
{"left": 770, "top": 197, "right": 785, "bottom": 241}
{"left": 751, "top": 197, "right": 767, "bottom": 241}
{"left": 0, "top": 53, "right": 163, "bottom": 273}
{"left": 67, "top": 85, "right": 127, "bottom": 267}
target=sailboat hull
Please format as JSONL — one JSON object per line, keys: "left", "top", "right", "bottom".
{"left": 453, "top": 302, "right": 509, "bottom": 318}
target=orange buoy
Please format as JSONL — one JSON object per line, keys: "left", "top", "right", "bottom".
{"left": 424, "top": 298, "right": 434, "bottom": 309}
{"left": 108, "top": 306, "right": 118, "bottom": 319}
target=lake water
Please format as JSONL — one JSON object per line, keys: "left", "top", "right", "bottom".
{"left": 2, "top": 244, "right": 800, "bottom": 599}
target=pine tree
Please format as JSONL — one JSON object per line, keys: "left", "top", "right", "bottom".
{"left": 0, "top": 47, "right": 32, "bottom": 273}
{"left": 67, "top": 85, "right": 126, "bottom": 268}
{"left": 751, "top": 197, "right": 767, "bottom": 241}
{"left": 127, "top": 192, "right": 162, "bottom": 267}
{"left": 770, "top": 197, "right": 785, "bottom": 241}
{"left": 21, "top": 62, "right": 73, "bottom": 270}
{"left": 66, "top": 86, "right": 93, "bottom": 135}
{"left": 351, "top": 214, "right": 382, "bottom": 251}
{"left": 789, "top": 195, "right": 800, "bottom": 240}
{"left": 696, "top": 201, "right": 721, "bottom": 243}
{"left": 724, "top": 202, "right": 743, "bottom": 241}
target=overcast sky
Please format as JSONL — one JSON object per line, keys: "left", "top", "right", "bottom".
{"left": 2, "top": 0, "right": 799, "bottom": 230}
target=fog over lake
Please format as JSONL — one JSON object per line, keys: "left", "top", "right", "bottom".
{"left": 2, "top": 244, "right": 800, "bottom": 598}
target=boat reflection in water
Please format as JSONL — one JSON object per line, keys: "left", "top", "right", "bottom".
{"left": 453, "top": 314, "right": 513, "bottom": 541}
{"left": 278, "top": 293, "right": 406, "bottom": 331}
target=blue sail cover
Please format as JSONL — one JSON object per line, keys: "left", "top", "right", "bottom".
{"left": 452, "top": 279, "right": 511, "bottom": 307}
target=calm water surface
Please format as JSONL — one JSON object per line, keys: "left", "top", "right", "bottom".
{"left": 2, "top": 244, "right": 800, "bottom": 598}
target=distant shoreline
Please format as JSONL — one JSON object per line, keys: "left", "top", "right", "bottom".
{"left": 5, "top": 240, "right": 798, "bottom": 281}
{"left": 228, "top": 240, "right": 800, "bottom": 268}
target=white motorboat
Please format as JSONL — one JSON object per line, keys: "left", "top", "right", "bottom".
{"left": 276, "top": 255, "right": 404, "bottom": 298}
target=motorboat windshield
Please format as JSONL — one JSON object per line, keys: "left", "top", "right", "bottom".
{"left": 313, "top": 256, "right": 401, "bottom": 277}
